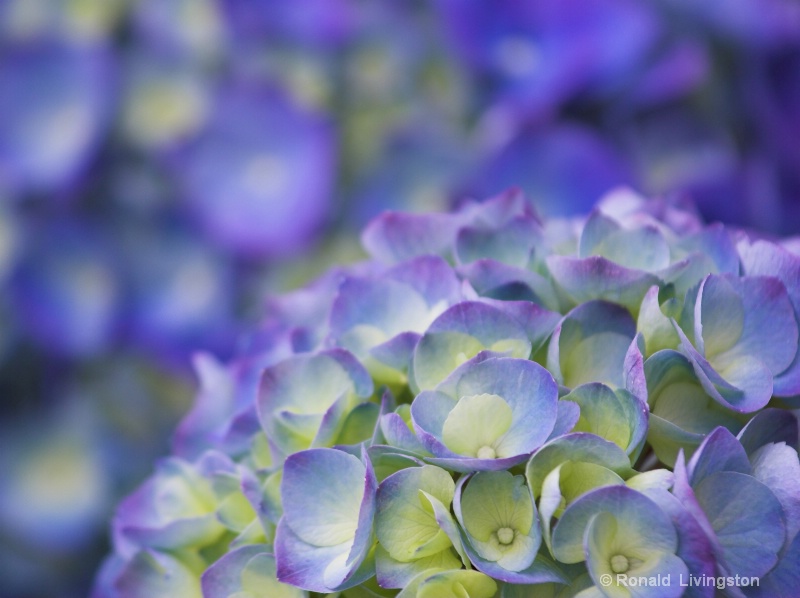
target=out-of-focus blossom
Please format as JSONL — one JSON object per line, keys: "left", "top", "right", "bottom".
{"left": 0, "top": 41, "right": 113, "bottom": 196}
{"left": 9, "top": 222, "right": 120, "bottom": 358}
{"left": 175, "top": 85, "right": 336, "bottom": 258}
{"left": 465, "top": 125, "right": 634, "bottom": 218}
{"left": 436, "top": 0, "right": 661, "bottom": 119}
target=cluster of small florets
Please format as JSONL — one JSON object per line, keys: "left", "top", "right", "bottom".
{"left": 94, "top": 188, "right": 800, "bottom": 598}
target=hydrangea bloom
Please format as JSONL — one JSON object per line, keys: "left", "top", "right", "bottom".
{"left": 96, "top": 187, "right": 800, "bottom": 598}
{"left": 6, "top": 3, "right": 800, "bottom": 597}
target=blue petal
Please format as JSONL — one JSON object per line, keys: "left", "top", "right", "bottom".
{"left": 737, "top": 408, "right": 799, "bottom": 454}
{"left": 687, "top": 427, "right": 751, "bottom": 486}
{"left": 693, "top": 471, "right": 785, "bottom": 578}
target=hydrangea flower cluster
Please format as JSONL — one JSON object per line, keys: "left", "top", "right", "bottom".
{"left": 95, "top": 188, "right": 800, "bottom": 598}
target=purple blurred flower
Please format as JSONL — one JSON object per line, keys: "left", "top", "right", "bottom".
{"left": 0, "top": 41, "right": 113, "bottom": 197}
{"left": 9, "top": 221, "right": 121, "bottom": 358}
{"left": 174, "top": 84, "right": 336, "bottom": 258}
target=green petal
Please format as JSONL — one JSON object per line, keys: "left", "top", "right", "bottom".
{"left": 420, "top": 490, "right": 470, "bottom": 567}
{"left": 460, "top": 471, "right": 534, "bottom": 541}
{"left": 562, "top": 384, "right": 646, "bottom": 454}
{"left": 585, "top": 511, "right": 618, "bottom": 568}
{"left": 272, "top": 410, "right": 323, "bottom": 454}
{"left": 413, "top": 332, "right": 486, "bottom": 391}
{"left": 625, "top": 470, "right": 674, "bottom": 493}
{"left": 335, "top": 402, "right": 381, "bottom": 446}
{"left": 442, "top": 393, "right": 513, "bottom": 457}
{"left": 240, "top": 553, "right": 306, "bottom": 598}
{"left": 558, "top": 461, "right": 625, "bottom": 505}
{"left": 398, "top": 570, "right": 498, "bottom": 598}
{"left": 376, "top": 544, "right": 461, "bottom": 589}
{"left": 375, "top": 465, "right": 456, "bottom": 562}
{"left": 637, "top": 286, "right": 680, "bottom": 357}
{"left": 562, "top": 331, "right": 633, "bottom": 389}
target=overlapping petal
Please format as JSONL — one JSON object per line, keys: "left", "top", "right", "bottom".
{"left": 674, "top": 273, "right": 798, "bottom": 412}
{"left": 275, "top": 447, "right": 377, "bottom": 593}
{"left": 412, "top": 356, "right": 558, "bottom": 472}
{"left": 258, "top": 350, "right": 374, "bottom": 457}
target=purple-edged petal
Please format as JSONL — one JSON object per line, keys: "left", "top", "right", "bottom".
{"left": 749, "top": 441, "right": 800, "bottom": 544}
{"left": 644, "top": 350, "right": 746, "bottom": 467}
{"left": 552, "top": 485, "right": 678, "bottom": 564}
{"left": 737, "top": 408, "right": 799, "bottom": 454}
{"left": 375, "top": 545, "right": 461, "bottom": 589}
{"left": 458, "top": 259, "right": 560, "bottom": 310}
{"left": 412, "top": 357, "right": 558, "bottom": 471}
{"left": 274, "top": 518, "right": 355, "bottom": 593}
{"left": 329, "top": 256, "right": 460, "bottom": 352}
{"left": 329, "top": 278, "right": 433, "bottom": 345}
{"left": 388, "top": 255, "right": 464, "bottom": 306}
{"left": 546, "top": 255, "right": 662, "bottom": 313}
{"left": 114, "top": 457, "right": 224, "bottom": 552}
{"left": 375, "top": 465, "right": 455, "bottom": 563}
{"left": 696, "top": 275, "right": 797, "bottom": 375}
{"left": 548, "top": 401, "right": 581, "bottom": 441}
{"left": 458, "top": 473, "right": 536, "bottom": 568}
{"left": 547, "top": 300, "right": 636, "bottom": 389}
{"left": 749, "top": 532, "right": 800, "bottom": 598}
{"left": 580, "top": 211, "right": 671, "bottom": 272}
{"left": 637, "top": 286, "right": 681, "bottom": 358}
{"left": 670, "top": 224, "right": 741, "bottom": 296}
{"left": 739, "top": 239, "right": 800, "bottom": 396}
{"left": 475, "top": 550, "right": 573, "bottom": 588}
{"left": 380, "top": 409, "right": 428, "bottom": 455}
{"left": 276, "top": 448, "right": 376, "bottom": 593}
{"left": 281, "top": 449, "right": 367, "bottom": 547}
{"left": 362, "top": 211, "right": 463, "bottom": 264}
{"left": 693, "top": 471, "right": 785, "bottom": 579}
{"left": 680, "top": 273, "right": 798, "bottom": 408}
{"left": 480, "top": 299, "right": 561, "bottom": 354}
{"left": 673, "top": 321, "right": 773, "bottom": 413}
{"left": 671, "top": 453, "right": 719, "bottom": 561}
{"left": 448, "top": 357, "right": 558, "bottom": 455}
{"left": 623, "top": 333, "right": 649, "bottom": 404}
{"left": 455, "top": 215, "right": 540, "bottom": 268}
{"left": 526, "top": 433, "right": 635, "bottom": 500}
{"left": 462, "top": 545, "right": 568, "bottom": 586}
{"left": 643, "top": 489, "right": 716, "bottom": 598}
{"left": 412, "top": 301, "right": 531, "bottom": 391}
{"left": 258, "top": 350, "right": 373, "bottom": 453}
{"left": 680, "top": 224, "right": 741, "bottom": 275}
{"left": 369, "top": 332, "right": 421, "bottom": 375}
{"left": 562, "top": 383, "right": 648, "bottom": 455}
{"left": 687, "top": 427, "right": 751, "bottom": 486}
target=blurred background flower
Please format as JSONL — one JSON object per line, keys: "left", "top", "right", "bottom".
{"left": 0, "top": 1, "right": 798, "bottom": 597}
